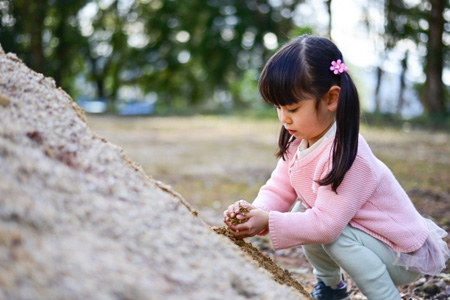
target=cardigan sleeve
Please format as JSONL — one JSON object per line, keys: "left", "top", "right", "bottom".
{"left": 252, "top": 155, "right": 298, "bottom": 214}
{"left": 268, "top": 154, "right": 379, "bottom": 250}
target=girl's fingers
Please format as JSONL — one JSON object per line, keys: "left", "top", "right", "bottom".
{"left": 223, "top": 209, "right": 232, "bottom": 219}
{"left": 235, "top": 214, "right": 246, "bottom": 220}
{"left": 234, "top": 200, "right": 252, "bottom": 213}
{"left": 228, "top": 224, "right": 248, "bottom": 237}
{"left": 233, "top": 202, "right": 242, "bottom": 213}
{"left": 225, "top": 203, "right": 239, "bottom": 218}
{"left": 223, "top": 200, "right": 256, "bottom": 227}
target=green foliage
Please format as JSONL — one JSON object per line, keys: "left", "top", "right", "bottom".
{"left": 288, "top": 26, "right": 313, "bottom": 39}
{"left": 0, "top": 0, "right": 88, "bottom": 96}
{"left": 0, "top": 0, "right": 303, "bottom": 111}
{"left": 134, "top": 0, "right": 300, "bottom": 109}
{"left": 1, "top": 0, "right": 449, "bottom": 116}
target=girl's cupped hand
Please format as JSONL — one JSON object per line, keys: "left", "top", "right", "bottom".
{"left": 223, "top": 200, "right": 269, "bottom": 239}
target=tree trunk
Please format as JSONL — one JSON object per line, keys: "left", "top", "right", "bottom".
{"left": 326, "top": 0, "right": 332, "bottom": 39}
{"left": 29, "top": 0, "right": 47, "bottom": 73}
{"left": 425, "top": 0, "right": 446, "bottom": 116}
{"left": 53, "top": 7, "right": 68, "bottom": 87}
{"left": 396, "top": 51, "right": 408, "bottom": 116}
{"left": 14, "top": 0, "right": 47, "bottom": 73}
{"left": 374, "top": 66, "right": 383, "bottom": 114}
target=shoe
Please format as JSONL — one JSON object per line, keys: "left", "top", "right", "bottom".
{"left": 310, "top": 281, "right": 350, "bottom": 300}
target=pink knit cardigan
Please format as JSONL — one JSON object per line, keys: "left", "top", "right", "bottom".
{"left": 253, "top": 135, "right": 429, "bottom": 253}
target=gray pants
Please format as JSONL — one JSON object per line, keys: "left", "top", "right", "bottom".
{"left": 302, "top": 226, "right": 420, "bottom": 300}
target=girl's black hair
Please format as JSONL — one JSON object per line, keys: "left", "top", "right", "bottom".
{"left": 259, "top": 35, "right": 360, "bottom": 193}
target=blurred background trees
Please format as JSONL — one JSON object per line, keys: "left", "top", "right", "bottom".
{"left": 370, "top": 0, "right": 449, "bottom": 118}
{"left": 0, "top": 0, "right": 449, "bottom": 118}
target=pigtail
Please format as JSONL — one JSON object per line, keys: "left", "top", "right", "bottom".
{"left": 318, "top": 72, "right": 360, "bottom": 192}
{"left": 275, "top": 127, "right": 295, "bottom": 159}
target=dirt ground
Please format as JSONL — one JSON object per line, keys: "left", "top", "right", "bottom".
{"left": 86, "top": 115, "right": 450, "bottom": 300}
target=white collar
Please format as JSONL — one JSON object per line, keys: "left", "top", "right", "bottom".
{"left": 297, "top": 122, "right": 336, "bottom": 160}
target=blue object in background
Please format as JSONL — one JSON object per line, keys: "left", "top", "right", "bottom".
{"left": 76, "top": 97, "right": 155, "bottom": 115}
{"left": 117, "top": 100, "right": 155, "bottom": 116}
{"left": 76, "top": 97, "right": 108, "bottom": 114}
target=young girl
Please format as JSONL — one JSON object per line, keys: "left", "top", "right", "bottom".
{"left": 223, "top": 35, "right": 450, "bottom": 300}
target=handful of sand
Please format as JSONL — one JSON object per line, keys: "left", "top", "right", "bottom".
{"left": 229, "top": 205, "right": 251, "bottom": 225}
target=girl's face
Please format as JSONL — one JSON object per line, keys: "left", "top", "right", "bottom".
{"left": 276, "top": 95, "right": 336, "bottom": 147}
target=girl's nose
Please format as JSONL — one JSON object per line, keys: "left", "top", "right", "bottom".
{"left": 278, "top": 109, "right": 291, "bottom": 124}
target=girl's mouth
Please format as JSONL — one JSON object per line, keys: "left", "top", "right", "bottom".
{"left": 287, "top": 129, "right": 296, "bottom": 135}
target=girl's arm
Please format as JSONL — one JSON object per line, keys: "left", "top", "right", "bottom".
{"left": 223, "top": 155, "right": 297, "bottom": 239}
{"left": 252, "top": 155, "right": 298, "bottom": 212}
{"left": 267, "top": 155, "right": 377, "bottom": 250}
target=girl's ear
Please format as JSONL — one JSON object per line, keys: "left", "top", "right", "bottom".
{"left": 326, "top": 85, "right": 340, "bottom": 112}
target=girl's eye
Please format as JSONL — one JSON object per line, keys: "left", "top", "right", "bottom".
{"left": 288, "top": 108, "right": 298, "bottom": 113}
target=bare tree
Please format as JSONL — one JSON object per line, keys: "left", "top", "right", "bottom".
{"left": 396, "top": 51, "right": 408, "bottom": 115}
{"left": 325, "top": 0, "right": 332, "bottom": 38}
{"left": 424, "top": 0, "right": 446, "bottom": 116}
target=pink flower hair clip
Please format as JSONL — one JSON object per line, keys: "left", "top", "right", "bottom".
{"left": 330, "top": 59, "right": 348, "bottom": 75}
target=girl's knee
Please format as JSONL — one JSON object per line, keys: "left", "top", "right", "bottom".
{"left": 322, "top": 226, "right": 358, "bottom": 255}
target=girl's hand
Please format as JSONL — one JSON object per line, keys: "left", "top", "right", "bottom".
{"left": 223, "top": 200, "right": 269, "bottom": 239}
{"left": 223, "top": 200, "right": 253, "bottom": 222}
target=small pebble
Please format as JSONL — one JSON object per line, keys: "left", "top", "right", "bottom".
{"left": 0, "top": 93, "right": 10, "bottom": 107}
